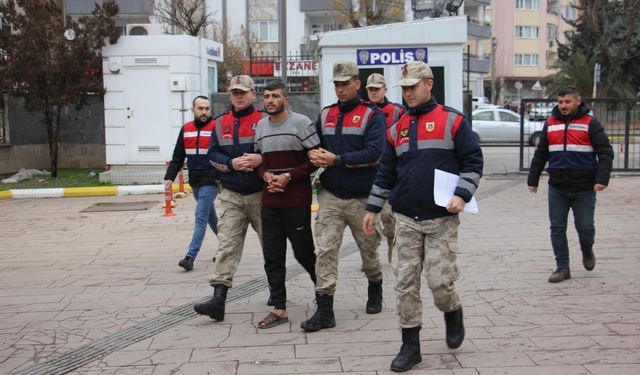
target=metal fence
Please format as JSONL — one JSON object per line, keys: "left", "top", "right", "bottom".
{"left": 247, "top": 50, "right": 319, "bottom": 94}
{"left": 519, "top": 98, "right": 640, "bottom": 172}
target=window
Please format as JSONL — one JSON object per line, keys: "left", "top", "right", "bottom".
{"left": 311, "top": 24, "right": 338, "bottom": 35}
{"left": 249, "top": 20, "right": 278, "bottom": 42}
{"left": 564, "top": 4, "right": 577, "bottom": 20}
{"left": 516, "top": 26, "right": 539, "bottom": 38}
{"left": 516, "top": 0, "right": 540, "bottom": 10}
{"left": 499, "top": 111, "right": 519, "bottom": 122}
{"left": 515, "top": 53, "right": 539, "bottom": 66}
{"left": 473, "top": 111, "right": 495, "bottom": 121}
{"left": 547, "top": 24, "right": 557, "bottom": 42}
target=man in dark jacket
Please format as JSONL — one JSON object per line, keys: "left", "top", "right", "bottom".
{"left": 528, "top": 86, "right": 613, "bottom": 283}
{"left": 301, "top": 60, "right": 386, "bottom": 333}
{"left": 193, "top": 75, "right": 265, "bottom": 321}
{"left": 165, "top": 95, "right": 219, "bottom": 271}
{"left": 363, "top": 61, "right": 483, "bottom": 372}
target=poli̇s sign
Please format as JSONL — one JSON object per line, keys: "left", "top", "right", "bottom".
{"left": 357, "top": 48, "right": 428, "bottom": 66}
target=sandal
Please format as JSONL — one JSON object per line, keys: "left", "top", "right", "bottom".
{"left": 258, "top": 312, "right": 289, "bottom": 329}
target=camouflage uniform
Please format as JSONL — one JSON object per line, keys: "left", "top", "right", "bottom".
{"left": 209, "top": 187, "right": 262, "bottom": 288}
{"left": 379, "top": 202, "right": 395, "bottom": 263}
{"left": 392, "top": 213, "right": 460, "bottom": 328}
{"left": 314, "top": 189, "right": 382, "bottom": 295}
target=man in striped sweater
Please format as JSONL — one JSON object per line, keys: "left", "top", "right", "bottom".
{"left": 254, "top": 80, "right": 320, "bottom": 329}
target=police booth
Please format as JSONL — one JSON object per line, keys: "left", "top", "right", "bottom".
{"left": 315, "top": 17, "right": 467, "bottom": 110}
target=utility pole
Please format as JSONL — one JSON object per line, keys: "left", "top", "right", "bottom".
{"left": 490, "top": 36, "right": 497, "bottom": 104}
{"left": 278, "top": 0, "right": 287, "bottom": 85}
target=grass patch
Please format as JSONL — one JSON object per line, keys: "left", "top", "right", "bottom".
{"left": 0, "top": 168, "right": 113, "bottom": 191}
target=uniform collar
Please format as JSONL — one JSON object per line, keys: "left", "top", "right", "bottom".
{"left": 408, "top": 97, "right": 437, "bottom": 116}
{"left": 338, "top": 96, "right": 361, "bottom": 113}
{"left": 232, "top": 104, "right": 256, "bottom": 118}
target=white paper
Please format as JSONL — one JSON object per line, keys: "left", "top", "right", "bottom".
{"left": 433, "top": 169, "right": 479, "bottom": 214}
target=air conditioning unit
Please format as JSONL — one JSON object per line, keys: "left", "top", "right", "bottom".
{"left": 126, "top": 24, "right": 162, "bottom": 36}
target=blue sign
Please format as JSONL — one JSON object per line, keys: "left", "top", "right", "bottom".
{"left": 357, "top": 48, "right": 428, "bottom": 66}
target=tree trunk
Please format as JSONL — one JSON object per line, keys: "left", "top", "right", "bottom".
{"left": 44, "top": 100, "right": 59, "bottom": 178}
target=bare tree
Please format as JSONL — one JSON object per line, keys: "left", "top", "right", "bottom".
{"left": 154, "top": 0, "right": 213, "bottom": 36}
{"left": 331, "top": 0, "right": 404, "bottom": 28}
{"left": 212, "top": 22, "right": 249, "bottom": 92}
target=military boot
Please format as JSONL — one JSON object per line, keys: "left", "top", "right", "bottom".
{"left": 390, "top": 327, "right": 422, "bottom": 372}
{"left": 366, "top": 280, "right": 383, "bottom": 314}
{"left": 193, "top": 285, "right": 228, "bottom": 321}
{"left": 444, "top": 306, "right": 465, "bottom": 349}
{"left": 300, "top": 294, "right": 336, "bottom": 332}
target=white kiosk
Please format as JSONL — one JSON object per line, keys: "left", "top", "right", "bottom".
{"left": 101, "top": 35, "right": 223, "bottom": 167}
{"left": 316, "top": 17, "right": 467, "bottom": 110}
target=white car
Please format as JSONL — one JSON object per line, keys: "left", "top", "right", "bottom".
{"left": 471, "top": 108, "right": 545, "bottom": 146}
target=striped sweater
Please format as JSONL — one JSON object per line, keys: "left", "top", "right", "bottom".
{"left": 255, "top": 111, "right": 320, "bottom": 208}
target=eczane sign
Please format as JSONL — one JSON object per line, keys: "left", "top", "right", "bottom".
{"left": 274, "top": 60, "right": 319, "bottom": 77}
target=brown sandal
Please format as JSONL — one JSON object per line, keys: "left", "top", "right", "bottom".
{"left": 258, "top": 312, "right": 289, "bottom": 329}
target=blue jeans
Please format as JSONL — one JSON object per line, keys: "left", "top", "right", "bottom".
{"left": 186, "top": 184, "right": 219, "bottom": 259}
{"left": 548, "top": 186, "right": 596, "bottom": 269}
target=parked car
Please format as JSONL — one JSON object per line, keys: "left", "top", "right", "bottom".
{"left": 471, "top": 108, "right": 545, "bottom": 146}
{"left": 472, "top": 96, "right": 498, "bottom": 110}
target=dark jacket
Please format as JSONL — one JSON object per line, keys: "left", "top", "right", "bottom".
{"left": 366, "top": 98, "right": 484, "bottom": 221}
{"left": 207, "top": 105, "right": 266, "bottom": 195}
{"left": 165, "top": 120, "right": 218, "bottom": 188}
{"left": 315, "top": 96, "right": 385, "bottom": 199}
{"left": 528, "top": 102, "right": 613, "bottom": 192}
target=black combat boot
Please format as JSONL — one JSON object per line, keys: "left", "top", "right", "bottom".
{"left": 193, "top": 285, "right": 228, "bottom": 321}
{"left": 444, "top": 306, "right": 465, "bottom": 349}
{"left": 390, "top": 327, "right": 422, "bottom": 372}
{"left": 300, "top": 294, "right": 336, "bottom": 332}
{"left": 366, "top": 280, "right": 383, "bottom": 314}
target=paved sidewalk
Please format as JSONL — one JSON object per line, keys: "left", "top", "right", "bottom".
{"left": 1, "top": 175, "right": 639, "bottom": 375}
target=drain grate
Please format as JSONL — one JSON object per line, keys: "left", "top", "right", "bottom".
{"left": 80, "top": 201, "right": 159, "bottom": 213}
{"left": 10, "top": 243, "right": 360, "bottom": 375}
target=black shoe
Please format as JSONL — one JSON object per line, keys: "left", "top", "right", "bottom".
{"left": 300, "top": 294, "right": 336, "bottom": 332}
{"left": 390, "top": 327, "right": 422, "bottom": 372}
{"left": 582, "top": 250, "right": 596, "bottom": 271}
{"left": 194, "top": 285, "right": 228, "bottom": 321}
{"left": 178, "top": 256, "right": 194, "bottom": 271}
{"left": 444, "top": 306, "right": 465, "bottom": 349}
{"left": 548, "top": 268, "right": 571, "bottom": 283}
{"left": 366, "top": 280, "right": 383, "bottom": 314}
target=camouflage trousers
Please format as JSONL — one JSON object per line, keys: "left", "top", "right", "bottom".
{"left": 392, "top": 213, "right": 461, "bottom": 328}
{"left": 209, "top": 188, "right": 262, "bottom": 288}
{"left": 380, "top": 202, "right": 395, "bottom": 263}
{"left": 314, "top": 189, "right": 382, "bottom": 295}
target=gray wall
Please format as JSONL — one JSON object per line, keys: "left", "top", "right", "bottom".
{"left": 1, "top": 95, "right": 106, "bottom": 174}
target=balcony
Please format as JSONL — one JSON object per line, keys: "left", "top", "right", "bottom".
{"left": 300, "top": 0, "right": 334, "bottom": 12}
{"left": 464, "top": 55, "right": 490, "bottom": 74}
{"left": 65, "top": 0, "right": 153, "bottom": 14}
{"left": 466, "top": 0, "right": 491, "bottom": 5}
{"left": 467, "top": 21, "right": 491, "bottom": 39}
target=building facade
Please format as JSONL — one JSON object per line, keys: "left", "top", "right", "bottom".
{"left": 485, "top": 0, "right": 578, "bottom": 105}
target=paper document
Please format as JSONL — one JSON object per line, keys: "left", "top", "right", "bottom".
{"left": 433, "top": 169, "right": 479, "bottom": 214}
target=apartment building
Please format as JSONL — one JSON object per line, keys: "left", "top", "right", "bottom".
{"left": 57, "top": 0, "right": 154, "bottom": 35}
{"left": 485, "top": 0, "right": 577, "bottom": 104}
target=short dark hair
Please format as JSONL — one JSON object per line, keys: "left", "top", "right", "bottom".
{"left": 557, "top": 86, "right": 580, "bottom": 98}
{"left": 192, "top": 95, "right": 210, "bottom": 108}
{"left": 264, "top": 80, "right": 287, "bottom": 96}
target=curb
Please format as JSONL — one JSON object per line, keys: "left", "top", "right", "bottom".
{"left": 0, "top": 184, "right": 193, "bottom": 201}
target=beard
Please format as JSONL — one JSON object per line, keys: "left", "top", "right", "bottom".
{"left": 194, "top": 114, "right": 212, "bottom": 127}
{"left": 266, "top": 103, "right": 286, "bottom": 116}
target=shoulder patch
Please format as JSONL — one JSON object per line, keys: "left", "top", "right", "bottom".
{"left": 443, "top": 105, "right": 464, "bottom": 117}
